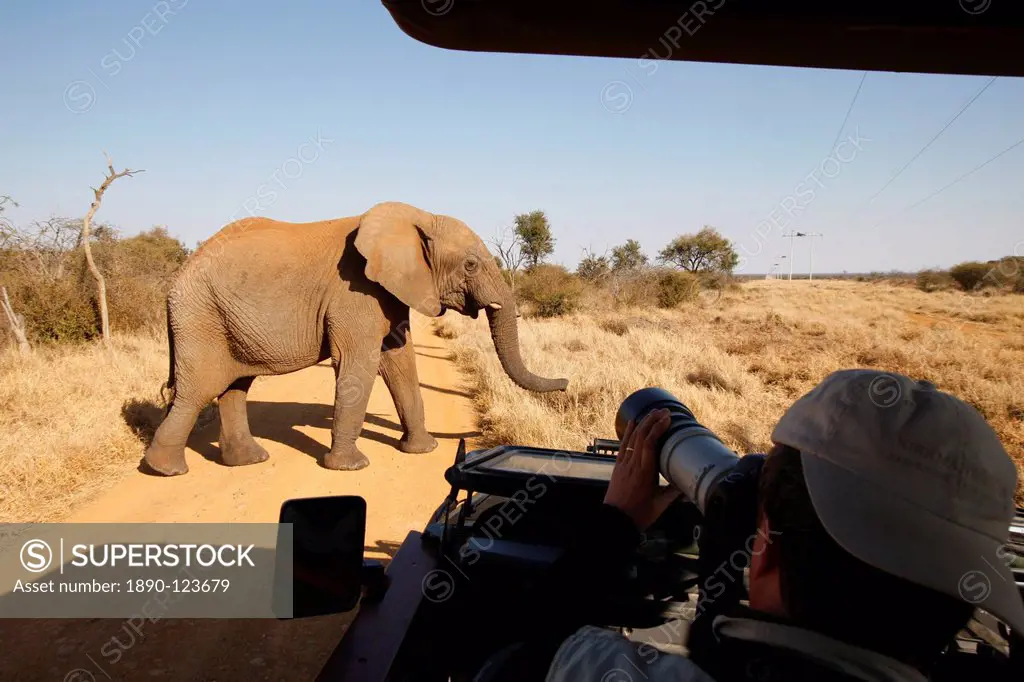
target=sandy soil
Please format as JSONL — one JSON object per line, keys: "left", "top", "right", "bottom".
{"left": 0, "top": 327, "right": 479, "bottom": 681}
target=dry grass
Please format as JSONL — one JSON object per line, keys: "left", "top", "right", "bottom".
{"left": 437, "top": 280, "right": 1024, "bottom": 504}
{"left": 2, "top": 278, "right": 1019, "bottom": 521}
{"left": 0, "top": 335, "right": 168, "bottom": 522}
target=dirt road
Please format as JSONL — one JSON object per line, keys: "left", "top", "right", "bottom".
{"left": 1, "top": 325, "right": 480, "bottom": 681}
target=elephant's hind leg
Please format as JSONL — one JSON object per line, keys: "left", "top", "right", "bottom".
{"left": 218, "top": 377, "right": 270, "bottom": 467}
{"left": 144, "top": 399, "right": 204, "bottom": 476}
{"left": 144, "top": 358, "right": 236, "bottom": 476}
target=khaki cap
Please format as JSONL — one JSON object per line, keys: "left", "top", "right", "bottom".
{"left": 772, "top": 369, "right": 1024, "bottom": 635}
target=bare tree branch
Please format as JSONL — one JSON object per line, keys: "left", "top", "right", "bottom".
{"left": 4, "top": 217, "right": 82, "bottom": 282}
{"left": 0, "top": 195, "right": 18, "bottom": 249}
{"left": 81, "top": 153, "right": 145, "bottom": 345}
{"left": 0, "top": 286, "right": 31, "bottom": 355}
{"left": 489, "top": 225, "right": 527, "bottom": 293}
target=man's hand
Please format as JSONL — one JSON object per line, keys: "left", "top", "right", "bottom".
{"left": 604, "top": 408, "right": 681, "bottom": 530}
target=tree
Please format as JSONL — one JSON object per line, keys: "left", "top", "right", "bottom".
{"left": 0, "top": 286, "right": 30, "bottom": 354}
{"left": 658, "top": 226, "right": 739, "bottom": 274}
{"left": 576, "top": 248, "right": 610, "bottom": 283}
{"left": 81, "top": 154, "right": 144, "bottom": 345}
{"left": 1, "top": 197, "right": 31, "bottom": 353}
{"left": 489, "top": 225, "right": 528, "bottom": 293}
{"left": 513, "top": 210, "right": 554, "bottom": 268}
{"left": 611, "top": 239, "right": 648, "bottom": 272}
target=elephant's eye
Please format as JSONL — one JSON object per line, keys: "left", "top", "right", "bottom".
{"left": 465, "top": 257, "right": 479, "bottom": 274}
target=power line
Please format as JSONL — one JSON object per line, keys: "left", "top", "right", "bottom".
{"left": 849, "top": 76, "right": 998, "bottom": 221}
{"left": 826, "top": 71, "right": 867, "bottom": 157}
{"left": 874, "top": 134, "right": 1024, "bottom": 227}
{"left": 776, "top": 73, "right": 865, "bottom": 259}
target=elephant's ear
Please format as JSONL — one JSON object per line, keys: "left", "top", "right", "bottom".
{"left": 354, "top": 203, "right": 443, "bottom": 317}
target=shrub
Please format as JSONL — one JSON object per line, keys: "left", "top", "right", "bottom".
{"left": 565, "top": 339, "right": 587, "bottom": 352}
{"left": 12, "top": 274, "right": 98, "bottom": 342}
{"left": 599, "top": 318, "right": 629, "bottom": 336}
{"left": 656, "top": 271, "right": 700, "bottom": 308}
{"left": 433, "top": 319, "right": 457, "bottom": 339}
{"left": 916, "top": 269, "right": 953, "bottom": 293}
{"left": 99, "top": 228, "right": 189, "bottom": 333}
{"left": 518, "top": 264, "right": 582, "bottom": 318}
{"left": 1013, "top": 271, "right": 1024, "bottom": 294}
{"left": 949, "top": 261, "right": 992, "bottom": 292}
{"left": 607, "top": 270, "right": 659, "bottom": 308}
{"left": 699, "top": 270, "right": 731, "bottom": 291}
{"left": 1, "top": 225, "right": 189, "bottom": 344}
{"left": 983, "top": 256, "right": 1024, "bottom": 288}
{"left": 533, "top": 291, "right": 580, "bottom": 318}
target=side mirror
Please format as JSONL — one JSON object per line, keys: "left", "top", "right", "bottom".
{"left": 275, "top": 496, "right": 369, "bottom": 618}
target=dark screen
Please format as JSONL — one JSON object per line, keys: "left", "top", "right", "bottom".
{"left": 277, "top": 496, "right": 366, "bottom": 618}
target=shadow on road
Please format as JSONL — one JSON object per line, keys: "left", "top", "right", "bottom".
{"left": 414, "top": 350, "right": 451, "bottom": 360}
{"left": 362, "top": 413, "right": 480, "bottom": 441}
{"left": 364, "top": 539, "right": 403, "bottom": 565}
{"left": 124, "top": 400, "right": 481, "bottom": 470}
{"left": 419, "top": 381, "right": 473, "bottom": 399}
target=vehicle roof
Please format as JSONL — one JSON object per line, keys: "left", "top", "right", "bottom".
{"left": 381, "top": 0, "right": 1024, "bottom": 77}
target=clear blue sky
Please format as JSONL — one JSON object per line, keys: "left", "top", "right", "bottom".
{"left": 2, "top": 1, "right": 1022, "bottom": 274}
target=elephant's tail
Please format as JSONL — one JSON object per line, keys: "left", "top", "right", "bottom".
{"left": 160, "top": 301, "right": 177, "bottom": 414}
{"left": 159, "top": 381, "right": 176, "bottom": 414}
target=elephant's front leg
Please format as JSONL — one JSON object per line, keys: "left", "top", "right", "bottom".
{"left": 323, "top": 334, "right": 380, "bottom": 471}
{"left": 379, "top": 330, "right": 438, "bottom": 454}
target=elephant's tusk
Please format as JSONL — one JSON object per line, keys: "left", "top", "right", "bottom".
{"left": 487, "top": 303, "right": 503, "bottom": 311}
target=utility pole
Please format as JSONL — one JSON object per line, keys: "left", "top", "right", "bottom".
{"left": 805, "top": 232, "right": 823, "bottom": 281}
{"left": 782, "top": 232, "right": 803, "bottom": 281}
{"left": 768, "top": 255, "right": 787, "bottom": 280}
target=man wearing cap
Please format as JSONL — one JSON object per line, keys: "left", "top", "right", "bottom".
{"left": 479, "top": 369, "right": 1023, "bottom": 681}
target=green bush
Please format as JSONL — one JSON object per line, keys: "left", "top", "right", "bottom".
{"left": 656, "top": 270, "right": 700, "bottom": 308}
{"left": 949, "top": 261, "right": 993, "bottom": 292}
{"left": 518, "top": 264, "right": 582, "bottom": 318}
{"left": 916, "top": 269, "right": 953, "bottom": 293}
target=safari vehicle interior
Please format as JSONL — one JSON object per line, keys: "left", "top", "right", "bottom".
{"left": 292, "top": 439, "right": 1024, "bottom": 681}
{"left": 277, "top": 2, "right": 1024, "bottom": 680}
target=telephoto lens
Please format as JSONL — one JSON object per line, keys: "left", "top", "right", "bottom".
{"left": 615, "top": 387, "right": 741, "bottom": 514}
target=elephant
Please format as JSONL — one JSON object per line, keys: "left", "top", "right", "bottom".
{"left": 143, "top": 201, "right": 568, "bottom": 475}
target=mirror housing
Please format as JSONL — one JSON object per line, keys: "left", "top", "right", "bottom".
{"left": 275, "top": 496, "right": 372, "bottom": 618}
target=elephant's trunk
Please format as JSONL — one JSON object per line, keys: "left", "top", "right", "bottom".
{"left": 486, "top": 305, "right": 568, "bottom": 392}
